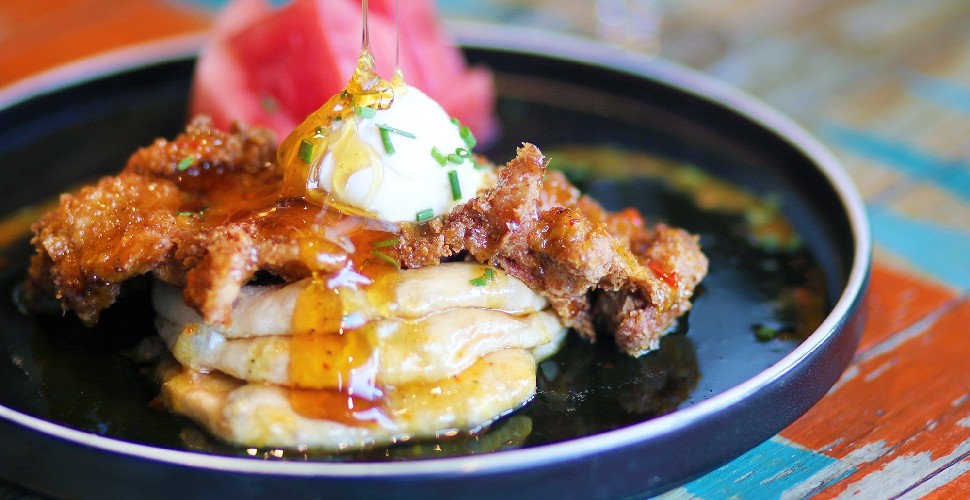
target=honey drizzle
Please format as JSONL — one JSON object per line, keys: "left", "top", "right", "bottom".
{"left": 288, "top": 216, "right": 399, "bottom": 425}
{"left": 187, "top": 161, "right": 403, "bottom": 426}
{"left": 277, "top": 7, "right": 399, "bottom": 213}
{"left": 284, "top": 0, "right": 406, "bottom": 426}
{"left": 170, "top": 152, "right": 399, "bottom": 427}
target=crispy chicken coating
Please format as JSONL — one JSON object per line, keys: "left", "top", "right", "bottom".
{"left": 27, "top": 119, "right": 707, "bottom": 355}
{"left": 396, "top": 144, "right": 707, "bottom": 355}
{"left": 27, "top": 116, "right": 277, "bottom": 325}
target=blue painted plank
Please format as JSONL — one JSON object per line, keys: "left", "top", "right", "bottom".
{"left": 868, "top": 204, "right": 970, "bottom": 292}
{"left": 680, "top": 438, "right": 848, "bottom": 499}
{"left": 907, "top": 73, "right": 970, "bottom": 116}
{"left": 820, "top": 122, "right": 970, "bottom": 203}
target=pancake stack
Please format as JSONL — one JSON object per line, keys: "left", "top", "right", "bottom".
{"left": 152, "top": 262, "right": 567, "bottom": 449}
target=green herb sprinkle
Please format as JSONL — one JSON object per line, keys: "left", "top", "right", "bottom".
{"left": 355, "top": 106, "right": 376, "bottom": 119}
{"left": 469, "top": 267, "right": 495, "bottom": 286}
{"left": 371, "top": 250, "right": 400, "bottom": 269}
{"left": 176, "top": 156, "right": 194, "bottom": 171}
{"left": 415, "top": 208, "right": 434, "bottom": 222}
{"left": 459, "top": 125, "right": 476, "bottom": 149}
{"left": 379, "top": 127, "right": 395, "bottom": 155}
{"left": 373, "top": 237, "right": 399, "bottom": 248}
{"left": 448, "top": 170, "right": 461, "bottom": 200}
{"left": 431, "top": 147, "right": 447, "bottom": 166}
{"left": 376, "top": 124, "right": 416, "bottom": 139}
{"left": 298, "top": 139, "right": 314, "bottom": 164}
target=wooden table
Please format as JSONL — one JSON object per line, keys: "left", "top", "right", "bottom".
{"left": 2, "top": 0, "right": 968, "bottom": 497}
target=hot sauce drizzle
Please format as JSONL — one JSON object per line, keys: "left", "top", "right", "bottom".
{"left": 648, "top": 260, "right": 678, "bottom": 287}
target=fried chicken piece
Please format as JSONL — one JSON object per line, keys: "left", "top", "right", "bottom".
{"left": 124, "top": 115, "right": 275, "bottom": 179}
{"left": 173, "top": 202, "right": 354, "bottom": 326}
{"left": 397, "top": 144, "right": 707, "bottom": 355}
{"left": 27, "top": 173, "right": 188, "bottom": 325}
{"left": 29, "top": 117, "right": 371, "bottom": 327}
{"left": 27, "top": 117, "right": 278, "bottom": 326}
{"left": 28, "top": 120, "right": 706, "bottom": 356}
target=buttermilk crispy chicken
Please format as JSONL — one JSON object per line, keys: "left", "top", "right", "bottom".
{"left": 27, "top": 116, "right": 707, "bottom": 356}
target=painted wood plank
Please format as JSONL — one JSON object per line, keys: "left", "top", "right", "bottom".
{"left": 1, "top": 0, "right": 968, "bottom": 497}
{"left": 658, "top": 261, "right": 959, "bottom": 499}
{"left": 780, "top": 299, "right": 970, "bottom": 497}
{"left": 889, "top": 183, "right": 970, "bottom": 233}
{"left": 866, "top": 205, "right": 970, "bottom": 292}
{"left": 675, "top": 437, "right": 845, "bottom": 499}
{"left": 909, "top": 455, "right": 970, "bottom": 499}
{"left": 818, "top": 122, "right": 970, "bottom": 203}
{"left": 858, "top": 263, "right": 957, "bottom": 352}
{"left": 0, "top": 0, "right": 207, "bottom": 86}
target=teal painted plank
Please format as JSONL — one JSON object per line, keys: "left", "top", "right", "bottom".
{"left": 868, "top": 204, "right": 970, "bottom": 292}
{"left": 820, "top": 122, "right": 970, "bottom": 203}
{"left": 679, "top": 438, "right": 849, "bottom": 499}
{"left": 907, "top": 73, "right": 970, "bottom": 116}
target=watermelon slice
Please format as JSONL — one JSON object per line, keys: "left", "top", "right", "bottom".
{"left": 190, "top": 0, "right": 496, "bottom": 143}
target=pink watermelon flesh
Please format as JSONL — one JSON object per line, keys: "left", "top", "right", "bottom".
{"left": 190, "top": 0, "right": 496, "bottom": 143}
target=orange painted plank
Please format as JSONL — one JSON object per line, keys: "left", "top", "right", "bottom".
{"left": 780, "top": 300, "right": 970, "bottom": 497}
{"left": 0, "top": 0, "right": 93, "bottom": 24}
{"left": 815, "top": 396, "right": 969, "bottom": 498}
{"left": 0, "top": 1, "right": 209, "bottom": 86}
{"left": 857, "top": 262, "right": 957, "bottom": 352}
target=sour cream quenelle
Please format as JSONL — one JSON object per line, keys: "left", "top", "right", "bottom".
{"left": 278, "top": 51, "right": 485, "bottom": 222}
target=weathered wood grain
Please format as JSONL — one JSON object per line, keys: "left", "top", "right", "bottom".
{"left": 782, "top": 299, "right": 970, "bottom": 498}
{"left": 856, "top": 264, "right": 956, "bottom": 352}
{"left": 3, "top": 0, "right": 970, "bottom": 498}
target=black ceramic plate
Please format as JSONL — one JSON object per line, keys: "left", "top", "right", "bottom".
{"left": 0, "top": 25, "right": 869, "bottom": 499}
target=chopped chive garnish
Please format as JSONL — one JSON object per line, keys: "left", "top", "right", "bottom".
{"left": 447, "top": 153, "right": 463, "bottom": 164}
{"left": 459, "top": 125, "right": 476, "bottom": 149}
{"left": 431, "top": 146, "right": 447, "bottom": 166}
{"left": 379, "top": 128, "right": 395, "bottom": 155}
{"left": 415, "top": 208, "right": 434, "bottom": 222}
{"left": 178, "top": 211, "right": 194, "bottom": 217}
{"left": 371, "top": 250, "right": 400, "bottom": 269}
{"left": 448, "top": 170, "right": 461, "bottom": 200}
{"left": 755, "top": 325, "right": 780, "bottom": 342}
{"left": 450, "top": 116, "right": 460, "bottom": 126}
{"left": 298, "top": 139, "right": 314, "bottom": 164}
{"left": 455, "top": 147, "right": 471, "bottom": 158}
{"left": 355, "top": 106, "right": 376, "bottom": 119}
{"left": 376, "top": 124, "right": 416, "bottom": 139}
{"left": 469, "top": 267, "right": 495, "bottom": 286}
{"left": 373, "top": 237, "right": 399, "bottom": 248}
{"left": 177, "top": 156, "right": 194, "bottom": 171}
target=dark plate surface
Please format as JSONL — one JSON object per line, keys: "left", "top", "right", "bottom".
{"left": 0, "top": 26, "right": 869, "bottom": 499}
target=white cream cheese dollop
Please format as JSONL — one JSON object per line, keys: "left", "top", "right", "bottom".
{"left": 315, "top": 86, "right": 483, "bottom": 222}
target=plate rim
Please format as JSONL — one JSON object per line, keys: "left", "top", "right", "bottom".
{"left": 0, "top": 23, "right": 871, "bottom": 479}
